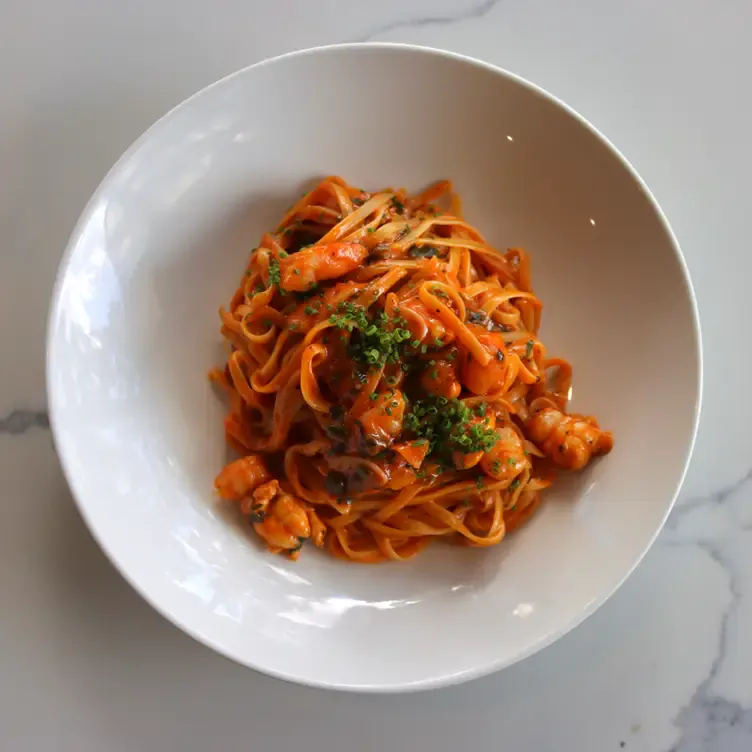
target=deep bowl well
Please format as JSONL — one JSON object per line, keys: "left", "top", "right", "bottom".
{"left": 47, "top": 43, "right": 701, "bottom": 691}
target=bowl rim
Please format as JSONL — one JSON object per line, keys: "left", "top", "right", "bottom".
{"left": 46, "top": 41, "right": 703, "bottom": 693}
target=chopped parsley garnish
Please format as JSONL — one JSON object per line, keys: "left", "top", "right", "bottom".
{"left": 403, "top": 397, "right": 499, "bottom": 461}
{"left": 328, "top": 301, "right": 369, "bottom": 331}
{"left": 525, "top": 340, "right": 534, "bottom": 359}
{"left": 510, "top": 478, "right": 521, "bottom": 490}
{"left": 409, "top": 245, "right": 440, "bottom": 259}
{"left": 328, "top": 302, "right": 412, "bottom": 368}
{"left": 391, "top": 197, "right": 405, "bottom": 214}
{"left": 268, "top": 258, "right": 282, "bottom": 288}
{"left": 467, "top": 310, "right": 487, "bottom": 325}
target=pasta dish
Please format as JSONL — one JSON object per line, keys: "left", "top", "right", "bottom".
{"left": 210, "top": 177, "right": 613, "bottom": 562}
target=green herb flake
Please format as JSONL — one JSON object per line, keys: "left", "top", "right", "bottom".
{"left": 409, "top": 246, "right": 440, "bottom": 259}
{"left": 268, "top": 258, "right": 282, "bottom": 289}
{"left": 289, "top": 536, "right": 306, "bottom": 553}
{"left": 403, "top": 397, "right": 499, "bottom": 462}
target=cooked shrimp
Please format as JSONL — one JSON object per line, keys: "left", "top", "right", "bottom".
{"left": 279, "top": 242, "right": 368, "bottom": 292}
{"left": 247, "top": 480, "right": 324, "bottom": 559}
{"left": 357, "top": 389, "right": 406, "bottom": 448}
{"left": 453, "top": 413, "right": 497, "bottom": 470}
{"left": 480, "top": 426, "right": 529, "bottom": 481}
{"left": 460, "top": 327, "right": 509, "bottom": 395}
{"left": 421, "top": 358, "right": 461, "bottom": 399}
{"left": 214, "top": 454, "right": 271, "bottom": 500}
{"left": 527, "top": 406, "right": 613, "bottom": 470}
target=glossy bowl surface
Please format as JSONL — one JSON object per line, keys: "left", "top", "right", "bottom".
{"left": 47, "top": 43, "right": 701, "bottom": 692}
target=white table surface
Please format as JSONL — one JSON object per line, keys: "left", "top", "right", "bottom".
{"left": 2, "top": 1, "right": 751, "bottom": 750}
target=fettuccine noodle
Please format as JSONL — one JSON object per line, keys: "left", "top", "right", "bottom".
{"left": 211, "top": 177, "right": 613, "bottom": 562}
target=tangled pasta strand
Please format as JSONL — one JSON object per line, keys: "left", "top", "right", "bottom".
{"left": 211, "top": 177, "right": 613, "bottom": 562}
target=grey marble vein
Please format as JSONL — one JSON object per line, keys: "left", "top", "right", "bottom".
{"left": 0, "top": 409, "right": 50, "bottom": 435}
{"left": 666, "top": 541, "right": 752, "bottom": 751}
{"left": 352, "top": 0, "right": 502, "bottom": 42}
{"left": 666, "top": 467, "right": 752, "bottom": 530}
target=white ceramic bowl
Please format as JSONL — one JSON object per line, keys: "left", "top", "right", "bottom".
{"left": 47, "top": 43, "right": 701, "bottom": 692}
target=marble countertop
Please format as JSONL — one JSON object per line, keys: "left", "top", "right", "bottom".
{"left": 2, "top": 1, "right": 750, "bottom": 750}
